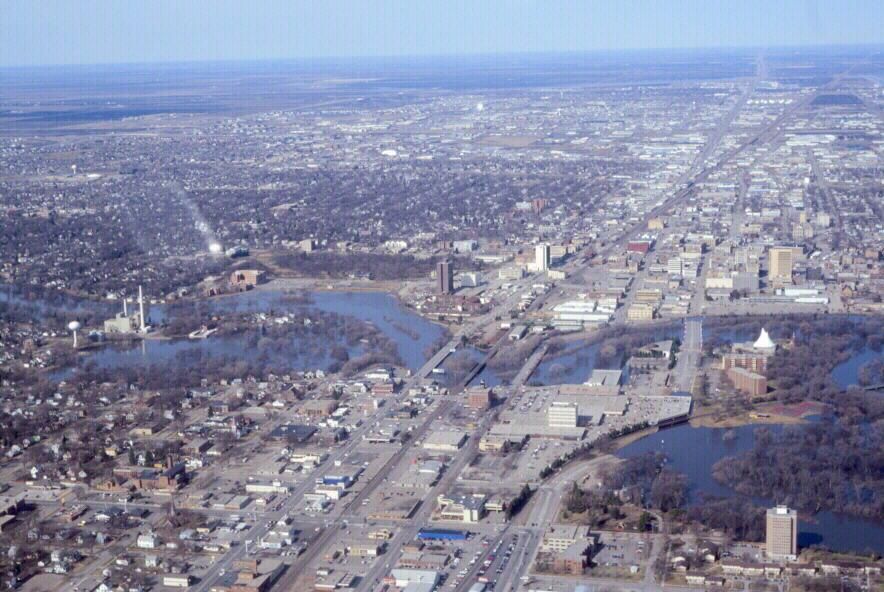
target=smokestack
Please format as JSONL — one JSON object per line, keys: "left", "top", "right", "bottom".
{"left": 138, "top": 286, "right": 146, "bottom": 333}
{"left": 123, "top": 298, "right": 128, "bottom": 316}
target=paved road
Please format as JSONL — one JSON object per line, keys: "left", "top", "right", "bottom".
{"left": 672, "top": 317, "right": 703, "bottom": 393}
{"left": 354, "top": 397, "right": 501, "bottom": 591}
{"left": 500, "top": 456, "right": 612, "bottom": 590}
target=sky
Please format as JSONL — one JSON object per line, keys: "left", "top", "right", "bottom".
{"left": 1, "top": 0, "right": 882, "bottom": 67}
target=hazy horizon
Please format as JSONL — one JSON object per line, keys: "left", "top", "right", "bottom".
{"left": 3, "top": 43, "right": 884, "bottom": 73}
{"left": 2, "top": 0, "right": 883, "bottom": 68}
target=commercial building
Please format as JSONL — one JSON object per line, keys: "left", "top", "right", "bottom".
{"left": 722, "top": 352, "right": 769, "bottom": 375}
{"left": 390, "top": 569, "right": 441, "bottom": 589}
{"left": 768, "top": 247, "right": 794, "bottom": 283}
{"left": 552, "top": 300, "right": 613, "bottom": 325}
{"left": 766, "top": 505, "right": 798, "bottom": 560}
{"left": 498, "top": 266, "right": 525, "bottom": 280}
{"left": 465, "top": 386, "right": 492, "bottom": 410}
{"left": 299, "top": 399, "right": 339, "bottom": 418}
{"left": 727, "top": 367, "right": 768, "bottom": 397}
{"left": 535, "top": 243, "right": 551, "bottom": 271}
{"left": 540, "top": 525, "right": 596, "bottom": 576}
{"left": 437, "top": 260, "right": 454, "bottom": 294}
{"left": 540, "top": 525, "right": 594, "bottom": 553}
{"left": 547, "top": 401, "right": 578, "bottom": 428}
{"left": 422, "top": 430, "right": 467, "bottom": 452}
{"left": 627, "top": 303, "right": 655, "bottom": 321}
{"left": 269, "top": 424, "right": 317, "bottom": 443}
{"left": 417, "top": 528, "right": 468, "bottom": 542}
{"left": 585, "top": 369, "right": 623, "bottom": 388}
{"left": 229, "top": 269, "right": 265, "bottom": 291}
{"left": 162, "top": 575, "right": 192, "bottom": 588}
{"left": 118, "top": 457, "right": 187, "bottom": 492}
{"left": 222, "top": 558, "right": 286, "bottom": 592}
{"left": 478, "top": 433, "right": 527, "bottom": 453}
{"left": 347, "top": 541, "right": 384, "bottom": 557}
{"left": 436, "top": 493, "right": 486, "bottom": 523}
{"left": 453, "top": 239, "right": 478, "bottom": 253}
{"left": 627, "top": 240, "right": 652, "bottom": 254}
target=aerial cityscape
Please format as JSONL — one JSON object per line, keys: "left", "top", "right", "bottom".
{"left": 0, "top": 2, "right": 882, "bottom": 592}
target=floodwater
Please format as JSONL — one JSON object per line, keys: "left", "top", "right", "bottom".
{"left": 434, "top": 345, "right": 504, "bottom": 389}
{"left": 531, "top": 324, "right": 682, "bottom": 386}
{"left": 617, "top": 423, "right": 884, "bottom": 554}
{"left": 5, "top": 288, "right": 448, "bottom": 379}
{"left": 831, "top": 346, "right": 882, "bottom": 390}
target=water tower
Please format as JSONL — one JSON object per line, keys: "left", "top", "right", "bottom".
{"left": 68, "top": 321, "right": 81, "bottom": 348}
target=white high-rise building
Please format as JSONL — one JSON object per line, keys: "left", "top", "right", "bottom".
{"left": 535, "top": 243, "right": 551, "bottom": 272}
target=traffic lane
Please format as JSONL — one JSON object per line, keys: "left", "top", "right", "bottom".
{"left": 494, "top": 531, "right": 534, "bottom": 592}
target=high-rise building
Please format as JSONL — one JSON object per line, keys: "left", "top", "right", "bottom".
{"left": 535, "top": 243, "right": 551, "bottom": 272}
{"left": 548, "top": 401, "right": 578, "bottom": 428}
{"left": 768, "top": 247, "right": 794, "bottom": 283}
{"left": 765, "top": 505, "right": 798, "bottom": 559}
{"left": 436, "top": 260, "right": 454, "bottom": 294}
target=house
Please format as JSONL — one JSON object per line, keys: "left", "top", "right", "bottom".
{"left": 136, "top": 533, "right": 158, "bottom": 549}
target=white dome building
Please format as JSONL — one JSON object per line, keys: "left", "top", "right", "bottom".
{"left": 753, "top": 328, "right": 776, "bottom": 351}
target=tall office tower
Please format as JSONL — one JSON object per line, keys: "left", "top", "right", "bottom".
{"left": 437, "top": 260, "right": 454, "bottom": 294}
{"left": 765, "top": 505, "right": 798, "bottom": 559}
{"left": 768, "top": 247, "right": 793, "bottom": 283}
{"left": 535, "top": 243, "right": 551, "bottom": 272}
